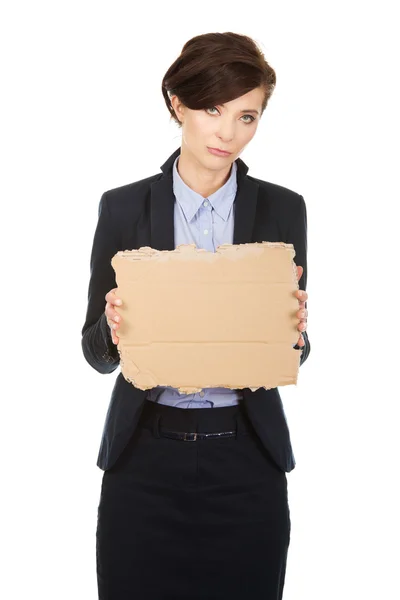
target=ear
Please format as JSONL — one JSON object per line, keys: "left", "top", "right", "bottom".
{"left": 170, "top": 94, "right": 184, "bottom": 124}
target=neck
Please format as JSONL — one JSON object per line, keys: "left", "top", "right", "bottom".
{"left": 177, "top": 145, "right": 232, "bottom": 197}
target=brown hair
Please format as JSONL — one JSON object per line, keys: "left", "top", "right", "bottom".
{"left": 161, "top": 32, "right": 276, "bottom": 128}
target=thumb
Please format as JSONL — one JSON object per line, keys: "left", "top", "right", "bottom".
{"left": 296, "top": 265, "right": 303, "bottom": 281}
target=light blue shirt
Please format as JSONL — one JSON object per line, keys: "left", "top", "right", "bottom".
{"left": 146, "top": 155, "right": 243, "bottom": 408}
{"left": 145, "top": 155, "right": 299, "bottom": 408}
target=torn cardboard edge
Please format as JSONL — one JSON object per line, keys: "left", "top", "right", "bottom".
{"left": 112, "top": 242, "right": 302, "bottom": 393}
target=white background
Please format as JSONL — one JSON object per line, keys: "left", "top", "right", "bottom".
{"left": 2, "top": 1, "right": 399, "bottom": 598}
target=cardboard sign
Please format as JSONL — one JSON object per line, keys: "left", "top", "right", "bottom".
{"left": 111, "top": 242, "right": 302, "bottom": 393}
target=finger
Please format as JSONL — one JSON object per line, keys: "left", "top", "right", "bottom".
{"left": 105, "top": 302, "right": 123, "bottom": 325}
{"left": 297, "top": 308, "right": 308, "bottom": 319}
{"left": 297, "top": 333, "right": 305, "bottom": 347}
{"left": 298, "top": 321, "right": 307, "bottom": 333}
{"left": 107, "top": 315, "right": 120, "bottom": 345}
{"left": 295, "top": 290, "right": 308, "bottom": 302}
{"left": 105, "top": 289, "right": 116, "bottom": 303}
{"left": 104, "top": 300, "right": 121, "bottom": 345}
{"left": 107, "top": 313, "right": 121, "bottom": 331}
{"left": 105, "top": 288, "right": 123, "bottom": 306}
{"left": 111, "top": 310, "right": 122, "bottom": 325}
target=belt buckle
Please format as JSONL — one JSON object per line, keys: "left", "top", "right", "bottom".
{"left": 183, "top": 432, "right": 197, "bottom": 442}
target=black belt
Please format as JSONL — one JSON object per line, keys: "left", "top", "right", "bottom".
{"left": 158, "top": 429, "right": 237, "bottom": 441}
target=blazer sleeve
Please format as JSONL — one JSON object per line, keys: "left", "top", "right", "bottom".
{"left": 81, "top": 192, "right": 121, "bottom": 374}
{"left": 288, "top": 194, "right": 311, "bottom": 366}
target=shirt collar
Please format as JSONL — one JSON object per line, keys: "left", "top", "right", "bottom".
{"left": 172, "top": 156, "right": 237, "bottom": 223}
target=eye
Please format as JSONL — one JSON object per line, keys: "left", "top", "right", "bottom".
{"left": 241, "top": 115, "right": 256, "bottom": 124}
{"left": 205, "top": 107, "right": 256, "bottom": 124}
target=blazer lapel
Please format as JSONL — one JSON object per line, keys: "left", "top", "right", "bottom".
{"left": 150, "top": 147, "right": 260, "bottom": 250}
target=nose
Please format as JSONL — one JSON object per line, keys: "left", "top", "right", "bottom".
{"left": 216, "top": 120, "right": 235, "bottom": 144}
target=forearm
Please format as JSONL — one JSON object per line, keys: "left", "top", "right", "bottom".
{"left": 288, "top": 194, "right": 310, "bottom": 367}
{"left": 81, "top": 310, "right": 120, "bottom": 375}
{"left": 81, "top": 192, "right": 122, "bottom": 375}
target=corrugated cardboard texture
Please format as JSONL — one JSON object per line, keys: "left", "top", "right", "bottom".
{"left": 111, "top": 242, "right": 302, "bottom": 393}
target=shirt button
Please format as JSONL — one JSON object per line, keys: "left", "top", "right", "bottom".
{"left": 199, "top": 391, "right": 205, "bottom": 397}
{"left": 203, "top": 201, "right": 209, "bottom": 207}
{"left": 204, "top": 229, "right": 209, "bottom": 235}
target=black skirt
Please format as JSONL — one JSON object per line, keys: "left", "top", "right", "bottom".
{"left": 96, "top": 399, "right": 291, "bottom": 600}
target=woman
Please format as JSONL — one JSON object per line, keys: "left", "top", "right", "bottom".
{"left": 82, "top": 31, "right": 310, "bottom": 600}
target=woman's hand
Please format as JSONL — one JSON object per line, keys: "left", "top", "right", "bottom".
{"left": 105, "top": 288, "right": 123, "bottom": 345}
{"left": 294, "top": 266, "right": 308, "bottom": 347}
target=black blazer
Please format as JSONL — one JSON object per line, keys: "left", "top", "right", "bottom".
{"left": 81, "top": 147, "right": 310, "bottom": 473}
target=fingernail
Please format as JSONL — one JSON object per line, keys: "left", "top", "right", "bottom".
{"left": 116, "top": 299, "right": 122, "bottom": 305}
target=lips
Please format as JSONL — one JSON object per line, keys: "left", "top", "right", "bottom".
{"left": 207, "top": 147, "right": 232, "bottom": 156}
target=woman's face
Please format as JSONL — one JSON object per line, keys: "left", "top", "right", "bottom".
{"left": 170, "top": 87, "right": 265, "bottom": 170}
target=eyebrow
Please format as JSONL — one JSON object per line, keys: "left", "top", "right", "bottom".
{"left": 220, "top": 103, "right": 260, "bottom": 115}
